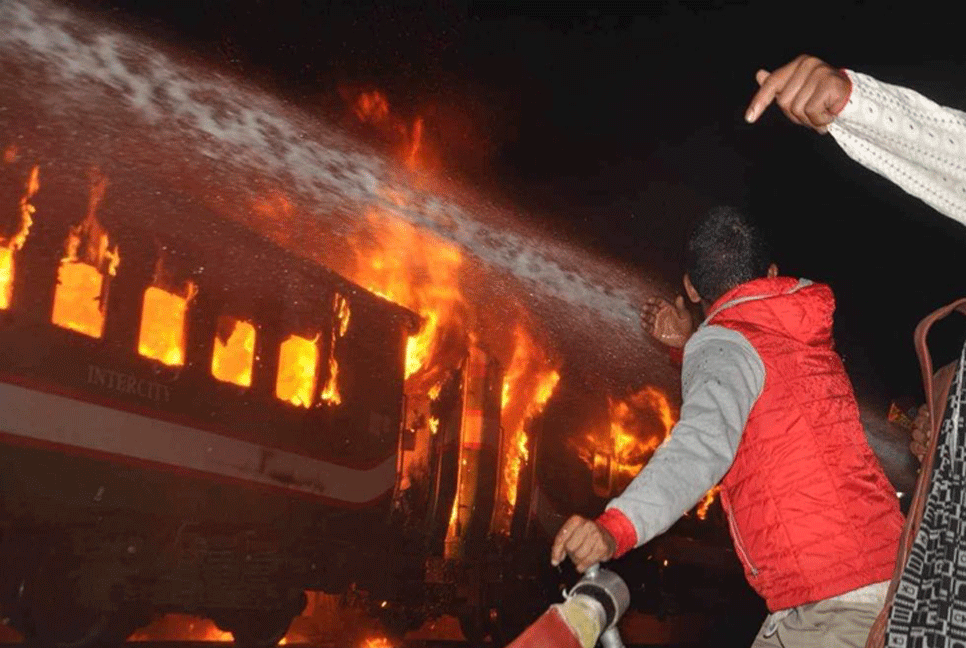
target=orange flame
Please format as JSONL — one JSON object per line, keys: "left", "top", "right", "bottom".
{"left": 573, "top": 385, "right": 678, "bottom": 494}
{"left": 347, "top": 89, "right": 426, "bottom": 171}
{"left": 128, "top": 613, "right": 307, "bottom": 643}
{"left": 320, "top": 292, "right": 350, "bottom": 405}
{"left": 492, "top": 325, "right": 560, "bottom": 535}
{"left": 360, "top": 636, "right": 397, "bottom": 648}
{"left": 51, "top": 169, "right": 120, "bottom": 338}
{"left": 350, "top": 209, "right": 467, "bottom": 394}
{"left": 696, "top": 485, "right": 720, "bottom": 520}
{"left": 211, "top": 316, "right": 256, "bottom": 387}
{"left": 138, "top": 255, "right": 198, "bottom": 367}
{"left": 276, "top": 333, "right": 320, "bottom": 407}
{"left": 1, "top": 164, "right": 39, "bottom": 310}
{"left": 128, "top": 615, "right": 232, "bottom": 642}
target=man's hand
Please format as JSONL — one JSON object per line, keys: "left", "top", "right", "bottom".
{"left": 551, "top": 515, "right": 617, "bottom": 573}
{"left": 641, "top": 296, "right": 693, "bottom": 348}
{"left": 910, "top": 404, "right": 932, "bottom": 463}
{"left": 745, "top": 54, "right": 851, "bottom": 134}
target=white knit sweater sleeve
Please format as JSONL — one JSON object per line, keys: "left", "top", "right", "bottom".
{"left": 828, "top": 70, "right": 966, "bottom": 226}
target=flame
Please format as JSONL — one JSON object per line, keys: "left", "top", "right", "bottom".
{"left": 696, "top": 485, "right": 720, "bottom": 520}
{"left": 492, "top": 325, "right": 560, "bottom": 535}
{"left": 573, "top": 385, "right": 678, "bottom": 492}
{"left": 138, "top": 279, "right": 196, "bottom": 366}
{"left": 1, "top": 164, "right": 39, "bottom": 310}
{"left": 211, "top": 316, "right": 256, "bottom": 387}
{"left": 128, "top": 613, "right": 307, "bottom": 643}
{"left": 361, "top": 637, "right": 396, "bottom": 648}
{"left": 128, "top": 615, "right": 232, "bottom": 642}
{"left": 350, "top": 209, "right": 467, "bottom": 393}
{"left": 320, "top": 292, "right": 350, "bottom": 405}
{"left": 276, "top": 333, "right": 320, "bottom": 407}
{"left": 347, "top": 89, "right": 426, "bottom": 171}
{"left": 51, "top": 169, "right": 120, "bottom": 338}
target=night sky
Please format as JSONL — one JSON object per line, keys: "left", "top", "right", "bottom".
{"left": 66, "top": 0, "right": 966, "bottom": 403}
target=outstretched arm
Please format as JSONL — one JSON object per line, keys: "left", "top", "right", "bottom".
{"left": 746, "top": 54, "right": 966, "bottom": 226}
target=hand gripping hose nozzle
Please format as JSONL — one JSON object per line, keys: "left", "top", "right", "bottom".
{"left": 505, "top": 563, "right": 631, "bottom": 648}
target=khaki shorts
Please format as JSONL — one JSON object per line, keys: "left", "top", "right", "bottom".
{"left": 750, "top": 598, "right": 883, "bottom": 648}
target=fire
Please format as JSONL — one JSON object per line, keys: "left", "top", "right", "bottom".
{"left": 211, "top": 316, "right": 257, "bottom": 387}
{"left": 492, "top": 325, "right": 560, "bottom": 535}
{"left": 696, "top": 485, "right": 720, "bottom": 520}
{"left": 573, "top": 385, "right": 679, "bottom": 494}
{"left": 360, "top": 636, "right": 396, "bottom": 648}
{"left": 320, "top": 292, "right": 350, "bottom": 405}
{"left": 138, "top": 262, "right": 197, "bottom": 366}
{"left": 51, "top": 169, "right": 120, "bottom": 338}
{"left": 0, "top": 163, "right": 39, "bottom": 310}
{"left": 276, "top": 333, "right": 320, "bottom": 407}
{"left": 128, "top": 615, "right": 233, "bottom": 642}
{"left": 350, "top": 209, "right": 467, "bottom": 394}
{"left": 348, "top": 89, "right": 425, "bottom": 171}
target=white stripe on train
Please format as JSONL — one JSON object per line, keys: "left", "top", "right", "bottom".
{"left": 0, "top": 381, "right": 396, "bottom": 504}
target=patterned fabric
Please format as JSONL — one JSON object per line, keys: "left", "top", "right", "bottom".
{"left": 829, "top": 70, "right": 966, "bottom": 227}
{"left": 712, "top": 277, "right": 903, "bottom": 612}
{"left": 886, "top": 343, "right": 966, "bottom": 647}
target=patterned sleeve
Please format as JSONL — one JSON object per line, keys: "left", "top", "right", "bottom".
{"left": 828, "top": 70, "right": 966, "bottom": 226}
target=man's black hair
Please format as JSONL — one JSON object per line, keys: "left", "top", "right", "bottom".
{"left": 685, "top": 205, "right": 771, "bottom": 304}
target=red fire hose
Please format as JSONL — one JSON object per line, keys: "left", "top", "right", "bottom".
{"left": 506, "top": 565, "right": 630, "bottom": 648}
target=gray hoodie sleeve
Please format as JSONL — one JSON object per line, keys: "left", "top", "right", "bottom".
{"left": 605, "top": 325, "right": 765, "bottom": 547}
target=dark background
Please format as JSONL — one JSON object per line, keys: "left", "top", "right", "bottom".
{"left": 65, "top": 0, "right": 966, "bottom": 403}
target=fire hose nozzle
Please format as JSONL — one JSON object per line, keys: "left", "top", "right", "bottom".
{"left": 571, "top": 564, "right": 631, "bottom": 632}
{"left": 504, "top": 564, "right": 630, "bottom": 648}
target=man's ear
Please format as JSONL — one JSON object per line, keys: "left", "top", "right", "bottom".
{"left": 767, "top": 263, "right": 778, "bottom": 278}
{"left": 683, "top": 273, "right": 702, "bottom": 304}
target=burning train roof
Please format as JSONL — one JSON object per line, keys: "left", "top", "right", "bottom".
{"left": 0, "top": 0, "right": 679, "bottom": 399}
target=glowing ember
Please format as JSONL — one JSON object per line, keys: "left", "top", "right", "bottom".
{"left": 696, "top": 485, "right": 720, "bottom": 520}
{"left": 492, "top": 325, "right": 560, "bottom": 535}
{"left": 276, "top": 333, "right": 320, "bottom": 407}
{"left": 51, "top": 169, "right": 119, "bottom": 338}
{"left": 138, "top": 285, "right": 194, "bottom": 366}
{"left": 128, "top": 615, "right": 233, "bottom": 642}
{"left": 361, "top": 637, "right": 396, "bottom": 648}
{"left": 0, "top": 164, "right": 40, "bottom": 309}
{"left": 320, "top": 293, "right": 350, "bottom": 405}
{"left": 211, "top": 316, "right": 256, "bottom": 387}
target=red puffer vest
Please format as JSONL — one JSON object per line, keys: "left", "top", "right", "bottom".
{"left": 709, "top": 277, "right": 903, "bottom": 612}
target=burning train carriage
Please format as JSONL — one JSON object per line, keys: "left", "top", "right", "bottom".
{"left": 0, "top": 152, "right": 420, "bottom": 645}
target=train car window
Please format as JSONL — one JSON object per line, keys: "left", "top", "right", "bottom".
{"left": 211, "top": 315, "right": 256, "bottom": 387}
{"left": 138, "top": 282, "right": 197, "bottom": 366}
{"left": 50, "top": 171, "right": 120, "bottom": 339}
{"left": 51, "top": 260, "right": 113, "bottom": 338}
{"left": 275, "top": 333, "right": 320, "bottom": 407}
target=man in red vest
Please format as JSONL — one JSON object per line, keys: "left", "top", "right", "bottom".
{"left": 551, "top": 205, "right": 904, "bottom": 646}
